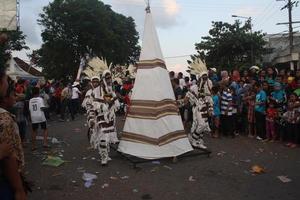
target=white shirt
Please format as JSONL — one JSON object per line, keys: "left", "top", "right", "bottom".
{"left": 72, "top": 87, "right": 81, "bottom": 99}
{"left": 29, "top": 97, "right": 46, "bottom": 123}
{"left": 42, "top": 93, "right": 50, "bottom": 108}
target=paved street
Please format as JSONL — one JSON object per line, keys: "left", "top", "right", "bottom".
{"left": 25, "top": 115, "right": 300, "bottom": 200}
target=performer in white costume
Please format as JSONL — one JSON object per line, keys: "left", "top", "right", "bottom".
{"left": 185, "top": 58, "right": 213, "bottom": 149}
{"left": 82, "top": 76, "right": 100, "bottom": 141}
{"left": 82, "top": 58, "right": 120, "bottom": 165}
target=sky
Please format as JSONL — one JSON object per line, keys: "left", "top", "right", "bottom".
{"left": 13, "top": 0, "right": 300, "bottom": 73}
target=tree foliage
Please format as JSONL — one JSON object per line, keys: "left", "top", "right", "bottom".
{"left": 0, "top": 30, "right": 28, "bottom": 68}
{"left": 35, "top": 0, "right": 140, "bottom": 80}
{"left": 192, "top": 20, "right": 267, "bottom": 70}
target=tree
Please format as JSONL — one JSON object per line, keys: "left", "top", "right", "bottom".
{"left": 192, "top": 20, "right": 267, "bottom": 71}
{"left": 0, "top": 30, "right": 28, "bottom": 68}
{"left": 35, "top": 0, "right": 140, "bottom": 80}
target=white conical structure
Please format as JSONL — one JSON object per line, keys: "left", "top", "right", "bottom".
{"left": 118, "top": 6, "right": 193, "bottom": 159}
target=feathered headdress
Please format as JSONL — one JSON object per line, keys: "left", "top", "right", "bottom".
{"left": 127, "top": 64, "right": 137, "bottom": 79}
{"left": 187, "top": 58, "right": 208, "bottom": 77}
{"left": 111, "top": 64, "right": 126, "bottom": 81}
{"left": 82, "top": 57, "right": 111, "bottom": 80}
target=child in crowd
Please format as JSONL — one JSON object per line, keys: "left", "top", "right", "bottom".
{"left": 29, "top": 87, "right": 49, "bottom": 151}
{"left": 270, "top": 82, "right": 287, "bottom": 111}
{"left": 282, "top": 93, "right": 300, "bottom": 148}
{"left": 13, "top": 93, "right": 27, "bottom": 146}
{"left": 244, "top": 89, "right": 256, "bottom": 138}
{"left": 220, "top": 84, "right": 234, "bottom": 137}
{"left": 265, "top": 100, "right": 277, "bottom": 142}
{"left": 211, "top": 86, "right": 220, "bottom": 138}
{"left": 254, "top": 82, "right": 267, "bottom": 140}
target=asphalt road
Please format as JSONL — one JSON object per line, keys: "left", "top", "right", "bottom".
{"left": 24, "top": 114, "right": 300, "bottom": 200}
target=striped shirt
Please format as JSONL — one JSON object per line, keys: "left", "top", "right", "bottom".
{"left": 221, "top": 89, "right": 233, "bottom": 116}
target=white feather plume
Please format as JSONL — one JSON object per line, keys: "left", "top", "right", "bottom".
{"left": 188, "top": 58, "right": 208, "bottom": 76}
{"left": 82, "top": 57, "right": 110, "bottom": 79}
{"left": 127, "top": 64, "right": 137, "bottom": 79}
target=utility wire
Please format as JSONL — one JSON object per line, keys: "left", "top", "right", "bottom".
{"left": 165, "top": 54, "right": 192, "bottom": 59}
{"left": 254, "top": 0, "right": 276, "bottom": 24}
{"left": 256, "top": 4, "right": 284, "bottom": 28}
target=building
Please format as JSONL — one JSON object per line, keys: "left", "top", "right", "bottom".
{"left": 263, "top": 32, "right": 300, "bottom": 70}
{"left": 7, "top": 57, "right": 44, "bottom": 81}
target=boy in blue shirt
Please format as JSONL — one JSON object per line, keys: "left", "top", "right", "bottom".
{"left": 270, "top": 82, "right": 287, "bottom": 112}
{"left": 254, "top": 82, "right": 267, "bottom": 140}
{"left": 212, "top": 86, "right": 221, "bottom": 138}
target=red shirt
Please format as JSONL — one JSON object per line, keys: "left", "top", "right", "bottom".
{"left": 55, "top": 88, "right": 62, "bottom": 98}
{"left": 15, "top": 84, "right": 24, "bottom": 94}
{"left": 266, "top": 108, "right": 277, "bottom": 121}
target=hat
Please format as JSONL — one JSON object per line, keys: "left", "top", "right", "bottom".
{"left": 210, "top": 68, "right": 217, "bottom": 73}
{"left": 250, "top": 66, "right": 260, "bottom": 71}
{"left": 274, "top": 82, "right": 281, "bottom": 88}
{"left": 72, "top": 82, "right": 80, "bottom": 87}
{"left": 91, "top": 76, "right": 100, "bottom": 81}
{"left": 102, "top": 69, "right": 111, "bottom": 77}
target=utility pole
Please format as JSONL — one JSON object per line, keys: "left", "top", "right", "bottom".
{"left": 287, "top": 0, "right": 294, "bottom": 53}
{"left": 276, "top": 0, "right": 300, "bottom": 69}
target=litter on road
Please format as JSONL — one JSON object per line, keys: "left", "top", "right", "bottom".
{"left": 82, "top": 173, "right": 98, "bottom": 188}
{"left": 110, "top": 176, "right": 118, "bottom": 180}
{"left": 217, "top": 151, "right": 226, "bottom": 156}
{"left": 250, "top": 165, "right": 266, "bottom": 174}
{"left": 163, "top": 165, "right": 172, "bottom": 170}
{"left": 151, "top": 161, "right": 160, "bottom": 165}
{"left": 120, "top": 176, "right": 129, "bottom": 180}
{"left": 239, "top": 159, "right": 251, "bottom": 163}
{"left": 133, "top": 189, "right": 139, "bottom": 193}
{"left": 51, "top": 138, "right": 60, "bottom": 144}
{"left": 42, "top": 156, "right": 65, "bottom": 167}
{"left": 277, "top": 176, "right": 292, "bottom": 183}
{"left": 82, "top": 173, "right": 98, "bottom": 182}
{"left": 188, "top": 176, "right": 196, "bottom": 182}
{"left": 52, "top": 172, "right": 64, "bottom": 177}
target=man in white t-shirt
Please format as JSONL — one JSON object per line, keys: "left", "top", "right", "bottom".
{"left": 29, "top": 87, "right": 49, "bottom": 150}
{"left": 70, "top": 82, "right": 82, "bottom": 120}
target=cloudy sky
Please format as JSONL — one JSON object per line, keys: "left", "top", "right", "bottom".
{"left": 14, "top": 0, "right": 300, "bottom": 72}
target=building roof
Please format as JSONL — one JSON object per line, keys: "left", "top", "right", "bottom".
{"left": 13, "top": 57, "right": 43, "bottom": 77}
{"left": 265, "top": 32, "right": 300, "bottom": 39}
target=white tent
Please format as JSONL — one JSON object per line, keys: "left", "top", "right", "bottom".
{"left": 7, "top": 57, "right": 44, "bottom": 81}
{"left": 118, "top": 5, "right": 193, "bottom": 159}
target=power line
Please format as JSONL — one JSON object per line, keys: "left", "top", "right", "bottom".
{"left": 165, "top": 54, "right": 192, "bottom": 59}
{"left": 256, "top": 4, "right": 283, "bottom": 28}
{"left": 104, "top": 0, "right": 262, "bottom": 9}
{"left": 254, "top": 0, "right": 276, "bottom": 23}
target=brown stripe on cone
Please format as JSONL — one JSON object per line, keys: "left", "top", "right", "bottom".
{"left": 130, "top": 99, "right": 178, "bottom": 107}
{"left": 127, "top": 99, "right": 180, "bottom": 119}
{"left": 121, "top": 130, "right": 187, "bottom": 146}
{"left": 137, "top": 59, "right": 166, "bottom": 69}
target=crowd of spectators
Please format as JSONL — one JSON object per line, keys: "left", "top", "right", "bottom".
{"left": 171, "top": 67, "right": 300, "bottom": 148}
